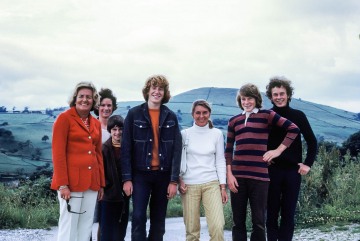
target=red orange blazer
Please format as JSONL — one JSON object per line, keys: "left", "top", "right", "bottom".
{"left": 51, "top": 107, "right": 105, "bottom": 192}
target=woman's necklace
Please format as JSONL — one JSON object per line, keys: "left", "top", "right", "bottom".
{"left": 81, "top": 117, "right": 90, "bottom": 130}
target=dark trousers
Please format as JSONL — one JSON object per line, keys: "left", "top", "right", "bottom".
{"left": 99, "top": 196, "right": 130, "bottom": 241}
{"left": 231, "top": 178, "right": 269, "bottom": 241}
{"left": 266, "top": 167, "right": 301, "bottom": 241}
{"left": 131, "top": 170, "right": 170, "bottom": 241}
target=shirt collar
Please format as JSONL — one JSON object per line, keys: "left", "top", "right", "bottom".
{"left": 242, "top": 108, "right": 259, "bottom": 115}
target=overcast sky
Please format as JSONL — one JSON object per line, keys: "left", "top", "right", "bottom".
{"left": 1, "top": 0, "right": 359, "bottom": 113}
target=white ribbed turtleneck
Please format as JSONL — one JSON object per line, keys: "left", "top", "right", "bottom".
{"left": 180, "top": 123, "right": 226, "bottom": 185}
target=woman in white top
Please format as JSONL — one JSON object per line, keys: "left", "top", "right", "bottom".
{"left": 179, "top": 99, "right": 228, "bottom": 241}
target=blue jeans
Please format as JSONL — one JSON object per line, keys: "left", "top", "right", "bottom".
{"left": 266, "top": 167, "right": 301, "bottom": 241}
{"left": 131, "top": 170, "right": 170, "bottom": 241}
{"left": 99, "top": 196, "right": 130, "bottom": 241}
{"left": 230, "top": 178, "right": 269, "bottom": 241}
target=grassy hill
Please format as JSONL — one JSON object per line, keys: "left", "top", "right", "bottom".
{"left": 1, "top": 87, "right": 359, "bottom": 177}
{"left": 114, "top": 87, "right": 360, "bottom": 143}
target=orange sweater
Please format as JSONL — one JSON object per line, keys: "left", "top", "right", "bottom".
{"left": 50, "top": 107, "right": 105, "bottom": 192}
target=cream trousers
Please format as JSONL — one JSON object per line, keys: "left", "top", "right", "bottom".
{"left": 181, "top": 180, "right": 225, "bottom": 241}
{"left": 57, "top": 189, "right": 98, "bottom": 241}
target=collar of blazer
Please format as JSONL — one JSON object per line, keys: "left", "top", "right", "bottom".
{"left": 69, "top": 106, "right": 96, "bottom": 133}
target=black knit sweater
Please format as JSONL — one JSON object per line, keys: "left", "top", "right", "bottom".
{"left": 268, "top": 105, "right": 318, "bottom": 169}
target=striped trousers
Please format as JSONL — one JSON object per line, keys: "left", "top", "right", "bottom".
{"left": 181, "top": 180, "right": 225, "bottom": 241}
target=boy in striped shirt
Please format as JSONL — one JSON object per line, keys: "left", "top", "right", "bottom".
{"left": 225, "top": 83, "right": 300, "bottom": 241}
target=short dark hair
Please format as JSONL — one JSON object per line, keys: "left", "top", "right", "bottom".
{"left": 94, "top": 88, "right": 118, "bottom": 116}
{"left": 107, "top": 115, "right": 124, "bottom": 133}
{"left": 142, "top": 75, "right": 171, "bottom": 104}
{"left": 236, "top": 83, "right": 262, "bottom": 110}
{"left": 265, "top": 76, "right": 294, "bottom": 102}
{"left": 68, "top": 82, "right": 99, "bottom": 111}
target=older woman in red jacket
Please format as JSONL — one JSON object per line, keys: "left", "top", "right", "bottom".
{"left": 51, "top": 81, "right": 105, "bottom": 241}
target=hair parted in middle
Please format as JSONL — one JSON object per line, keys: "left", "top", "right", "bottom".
{"left": 68, "top": 81, "right": 99, "bottom": 111}
{"left": 236, "top": 83, "right": 262, "bottom": 110}
{"left": 191, "top": 99, "right": 214, "bottom": 128}
{"left": 265, "top": 76, "right": 294, "bottom": 102}
{"left": 142, "top": 75, "right": 171, "bottom": 104}
{"left": 93, "top": 88, "right": 118, "bottom": 116}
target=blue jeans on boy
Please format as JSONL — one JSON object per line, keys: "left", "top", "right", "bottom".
{"left": 131, "top": 170, "right": 170, "bottom": 241}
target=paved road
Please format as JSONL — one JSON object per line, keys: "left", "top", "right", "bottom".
{"left": 1, "top": 218, "right": 359, "bottom": 241}
{"left": 70, "top": 217, "right": 231, "bottom": 241}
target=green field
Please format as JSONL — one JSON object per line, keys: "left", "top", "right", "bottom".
{"left": 0, "top": 113, "right": 53, "bottom": 177}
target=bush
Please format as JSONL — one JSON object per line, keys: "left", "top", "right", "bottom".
{"left": 0, "top": 176, "right": 58, "bottom": 229}
{"left": 167, "top": 196, "right": 184, "bottom": 218}
{"left": 296, "top": 144, "right": 360, "bottom": 228}
{"left": 342, "top": 130, "right": 360, "bottom": 157}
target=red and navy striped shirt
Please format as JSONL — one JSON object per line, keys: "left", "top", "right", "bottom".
{"left": 225, "top": 109, "right": 300, "bottom": 181}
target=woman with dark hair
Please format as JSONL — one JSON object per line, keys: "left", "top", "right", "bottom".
{"left": 225, "top": 83, "right": 300, "bottom": 241}
{"left": 51, "top": 81, "right": 105, "bottom": 241}
{"left": 99, "top": 115, "right": 129, "bottom": 241}
{"left": 91, "top": 88, "right": 118, "bottom": 240}
{"left": 179, "top": 99, "right": 228, "bottom": 241}
{"left": 94, "top": 88, "right": 118, "bottom": 142}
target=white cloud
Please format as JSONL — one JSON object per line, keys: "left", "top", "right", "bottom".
{"left": 0, "top": 0, "right": 359, "bottom": 113}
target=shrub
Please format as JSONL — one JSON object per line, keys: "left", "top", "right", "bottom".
{"left": 0, "top": 176, "right": 58, "bottom": 229}
{"left": 296, "top": 144, "right": 360, "bottom": 228}
{"left": 167, "top": 196, "right": 184, "bottom": 217}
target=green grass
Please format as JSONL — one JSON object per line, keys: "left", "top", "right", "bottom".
{"left": 0, "top": 176, "right": 58, "bottom": 229}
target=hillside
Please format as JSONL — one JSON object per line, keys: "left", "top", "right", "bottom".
{"left": 114, "top": 87, "right": 360, "bottom": 144}
{"left": 1, "top": 87, "right": 359, "bottom": 177}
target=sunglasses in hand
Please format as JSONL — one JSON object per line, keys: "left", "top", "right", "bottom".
{"left": 66, "top": 196, "right": 86, "bottom": 214}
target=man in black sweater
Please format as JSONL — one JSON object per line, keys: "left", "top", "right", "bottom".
{"left": 265, "top": 77, "right": 318, "bottom": 241}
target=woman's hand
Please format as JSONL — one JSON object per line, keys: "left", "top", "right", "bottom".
{"left": 60, "top": 187, "right": 71, "bottom": 200}
{"left": 221, "top": 188, "right": 228, "bottom": 204}
{"left": 178, "top": 178, "right": 187, "bottom": 194}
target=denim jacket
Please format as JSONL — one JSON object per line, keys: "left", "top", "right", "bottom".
{"left": 121, "top": 102, "right": 182, "bottom": 183}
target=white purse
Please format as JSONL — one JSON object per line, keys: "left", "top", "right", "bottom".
{"left": 180, "top": 130, "right": 189, "bottom": 176}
